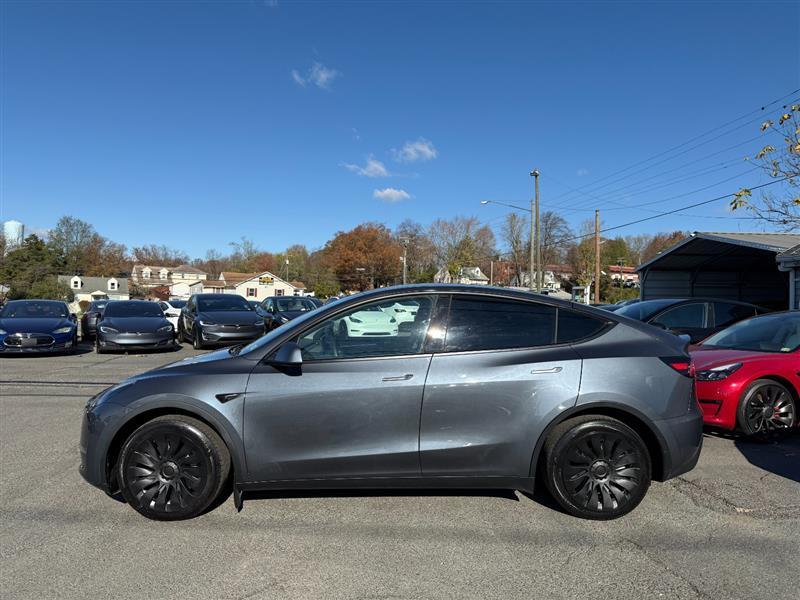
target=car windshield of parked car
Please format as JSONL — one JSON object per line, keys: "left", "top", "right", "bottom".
{"left": 615, "top": 299, "right": 677, "bottom": 321}
{"left": 104, "top": 302, "right": 164, "bottom": 318}
{"left": 197, "top": 297, "right": 252, "bottom": 312}
{"left": 275, "top": 297, "right": 317, "bottom": 312}
{"left": 169, "top": 300, "right": 187, "bottom": 309}
{"left": 89, "top": 301, "right": 108, "bottom": 311}
{"left": 0, "top": 301, "right": 68, "bottom": 319}
{"left": 701, "top": 313, "right": 800, "bottom": 353}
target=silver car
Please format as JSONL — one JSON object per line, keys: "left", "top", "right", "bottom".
{"left": 80, "top": 285, "right": 703, "bottom": 521}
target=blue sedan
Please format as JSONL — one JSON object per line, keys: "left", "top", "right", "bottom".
{"left": 0, "top": 299, "right": 78, "bottom": 354}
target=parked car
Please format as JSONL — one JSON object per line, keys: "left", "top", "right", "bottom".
{"left": 80, "top": 284, "right": 702, "bottom": 522}
{"left": 690, "top": 311, "right": 799, "bottom": 435}
{"left": 334, "top": 304, "right": 399, "bottom": 337}
{"left": 157, "top": 300, "right": 186, "bottom": 330}
{"left": 256, "top": 296, "right": 319, "bottom": 331}
{"left": 615, "top": 298, "right": 766, "bottom": 343}
{"left": 80, "top": 300, "right": 108, "bottom": 340}
{"left": 0, "top": 299, "right": 78, "bottom": 354}
{"left": 324, "top": 296, "right": 341, "bottom": 304}
{"left": 95, "top": 300, "right": 175, "bottom": 354}
{"left": 247, "top": 300, "right": 261, "bottom": 311}
{"left": 307, "top": 297, "right": 324, "bottom": 308}
{"left": 177, "top": 293, "right": 264, "bottom": 349}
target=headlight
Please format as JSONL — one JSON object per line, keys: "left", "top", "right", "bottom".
{"left": 157, "top": 325, "right": 173, "bottom": 332}
{"left": 53, "top": 326, "right": 73, "bottom": 334}
{"left": 199, "top": 320, "right": 216, "bottom": 326}
{"left": 349, "top": 316, "right": 363, "bottom": 323}
{"left": 99, "top": 326, "right": 119, "bottom": 334}
{"left": 0, "top": 329, "right": 6, "bottom": 335}
{"left": 696, "top": 362, "right": 742, "bottom": 381}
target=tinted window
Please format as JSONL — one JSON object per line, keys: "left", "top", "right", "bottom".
{"left": 275, "top": 297, "right": 317, "bottom": 312}
{"left": 445, "top": 296, "right": 555, "bottom": 352}
{"left": 0, "top": 301, "right": 69, "bottom": 318}
{"left": 652, "top": 303, "right": 705, "bottom": 329}
{"left": 170, "top": 300, "right": 186, "bottom": 309}
{"left": 702, "top": 313, "right": 800, "bottom": 353}
{"left": 298, "top": 296, "right": 435, "bottom": 360}
{"left": 713, "top": 302, "right": 755, "bottom": 328}
{"left": 104, "top": 302, "right": 164, "bottom": 318}
{"left": 616, "top": 299, "right": 676, "bottom": 321}
{"left": 557, "top": 309, "right": 607, "bottom": 343}
{"left": 197, "top": 296, "right": 252, "bottom": 312}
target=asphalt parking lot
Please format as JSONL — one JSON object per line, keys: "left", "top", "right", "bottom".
{"left": 1, "top": 345, "right": 798, "bottom": 600}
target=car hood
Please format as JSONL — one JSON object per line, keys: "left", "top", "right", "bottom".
{"left": 277, "top": 310, "right": 307, "bottom": 320}
{"left": 199, "top": 311, "right": 258, "bottom": 325}
{"left": 102, "top": 317, "right": 170, "bottom": 333}
{"left": 0, "top": 317, "right": 73, "bottom": 333}
{"left": 157, "top": 347, "right": 234, "bottom": 371}
{"left": 689, "top": 347, "right": 785, "bottom": 370}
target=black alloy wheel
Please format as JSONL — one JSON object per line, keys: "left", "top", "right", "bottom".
{"left": 192, "top": 325, "right": 204, "bottom": 350}
{"left": 738, "top": 379, "right": 797, "bottom": 436}
{"left": 177, "top": 321, "right": 186, "bottom": 344}
{"left": 95, "top": 335, "right": 105, "bottom": 354}
{"left": 544, "top": 415, "right": 651, "bottom": 520}
{"left": 117, "top": 415, "right": 230, "bottom": 520}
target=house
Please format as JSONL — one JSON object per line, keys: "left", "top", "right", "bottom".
{"left": 637, "top": 232, "right": 800, "bottom": 310}
{"left": 131, "top": 264, "right": 208, "bottom": 290}
{"left": 776, "top": 244, "right": 800, "bottom": 310}
{"left": 433, "top": 266, "right": 490, "bottom": 285}
{"left": 219, "top": 271, "right": 305, "bottom": 300}
{"left": 607, "top": 265, "right": 639, "bottom": 286}
{"left": 513, "top": 264, "right": 573, "bottom": 290}
{"left": 58, "top": 275, "right": 130, "bottom": 304}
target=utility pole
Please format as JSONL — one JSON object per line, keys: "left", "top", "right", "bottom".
{"left": 530, "top": 169, "right": 541, "bottom": 292}
{"left": 594, "top": 209, "right": 601, "bottom": 304}
{"left": 401, "top": 238, "right": 408, "bottom": 285}
{"left": 489, "top": 260, "right": 494, "bottom": 286}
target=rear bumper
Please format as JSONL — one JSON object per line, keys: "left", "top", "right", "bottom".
{"left": 655, "top": 406, "right": 704, "bottom": 480}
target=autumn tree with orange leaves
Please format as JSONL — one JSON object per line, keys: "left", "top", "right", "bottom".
{"left": 323, "top": 223, "right": 402, "bottom": 291}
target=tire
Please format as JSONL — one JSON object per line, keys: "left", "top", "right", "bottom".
{"left": 177, "top": 321, "right": 186, "bottom": 344}
{"left": 192, "top": 325, "right": 205, "bottom": 350}
{"left": 69, "top": 333, "right": 78, "bottom": 354}
{"left": 116, "top": 415, "right": 231, "bottom": 521}
{"left": 95, "top": 336, "right": 105, "bottom": 354}
{"left": 544, "top": 415, "right": 651, "bottom": 520}
{"left": 737, "top": 379, "right": 797, "bottom": 436}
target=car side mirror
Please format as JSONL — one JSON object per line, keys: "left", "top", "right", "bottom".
{"left": 270, "top": 341, "right": 303, "bottom": 366}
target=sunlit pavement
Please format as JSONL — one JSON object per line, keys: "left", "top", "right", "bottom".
{"left": 1, "top": 346, "right": 797, "bottom": 599}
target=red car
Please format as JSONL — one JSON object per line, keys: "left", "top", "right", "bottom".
{"left": 691, "top": 311, "right": 799, "bottom": 435}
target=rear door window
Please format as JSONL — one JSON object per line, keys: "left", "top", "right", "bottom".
{"left": 444, "top": 296, "right": 556, "bottom": 352}
{"left": 713, "top": 302, "right": 756, "bottom": 328}
{"left": 651, "top": 303, "right": 706, "bottom": 329}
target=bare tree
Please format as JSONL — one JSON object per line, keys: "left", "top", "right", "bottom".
{"left": 540, "top": 211, "right": 572, "bottom": 266}
{"left": 500, "top": 213, "right": 529, "bottom": 285}
{"left": 428, "top": 216, "right": 496, "bottom": 277}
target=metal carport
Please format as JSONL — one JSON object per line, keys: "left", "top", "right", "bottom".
{"left": 637, "top": 232, "right": 800, "bottom": 310}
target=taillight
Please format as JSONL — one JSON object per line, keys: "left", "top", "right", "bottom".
{"left": 660, "top": 356, "right": 694, "bottom": 378}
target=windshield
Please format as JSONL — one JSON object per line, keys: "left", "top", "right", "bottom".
{"left": 104, "top": 301, "right": 165, "bottom": 318}
{"left": 89, "top": 301, "right": 108, "bottom": 311}
{"left": 198, "top": 296, "right": 252, "bottom": 312}
{"left": 169, "top": 300, "right": 187, "bottom": 309}
{"left": 701, "top": 313, "right": 800, "bottom": 353}
{"left": 275, "top": 297, "right": 317, "bottom": 312}
{"left": 0, "top": 301, "right": 69, "bottom": 319}
{"left": 616, "top": 299, "right": 677, "bottom": 321}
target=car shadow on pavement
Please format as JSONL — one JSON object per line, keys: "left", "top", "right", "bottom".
{"left": 733, "top": 431, "right": 800, "bottom": 483}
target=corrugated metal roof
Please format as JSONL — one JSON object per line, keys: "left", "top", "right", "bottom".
{"left": 778, "top": 243, "right": 800, "bottom": 258}
{"left": 695, "top": 232, "right": 800, "bottom": 252}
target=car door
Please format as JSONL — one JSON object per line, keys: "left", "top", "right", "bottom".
{"left": 650, "top": 302, "right": 708, "bottom": 342}
{"left": 420, "top": 295, "right": 584, "bottom": 478}
{"left": 242, "top": 294, "right": 439, "bottom": 482}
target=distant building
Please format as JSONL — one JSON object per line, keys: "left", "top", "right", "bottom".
{"left": 3, "top": 220, "right": 24, "bottom": 250}
{"left": 58, "top": 275, "right": 130, "bottom": 304}
{"left": 166, "top": 271, "right": 306, "bottom": 300}
{"left": 434, "top": 266, "right": 490, "bottom": 285}
{"left": 131, "top": 264, "right": 208, "bottom": 291}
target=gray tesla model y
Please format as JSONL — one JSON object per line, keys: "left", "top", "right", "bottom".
{"left": 80, "top": 285, "right": 703, "bottom": 521}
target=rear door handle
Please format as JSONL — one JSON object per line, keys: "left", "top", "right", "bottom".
{"left": 531, "top": 367, "right": 563, "bottom": 374}
{"left": 382, "top": 374, "right": 414, "bottom": 382}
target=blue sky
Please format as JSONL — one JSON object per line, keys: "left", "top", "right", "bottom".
{"left": 2, "top": 0, "right": 798, "bottom": 258}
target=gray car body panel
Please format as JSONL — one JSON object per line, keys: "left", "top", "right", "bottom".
{"left": 80, "top": 284, "right": 702, "bottom": 498}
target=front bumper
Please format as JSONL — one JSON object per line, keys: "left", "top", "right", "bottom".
{"left": 0, "top": 332, "right": 75, "bottom": 353}
{"left": 695, "top": 379, "right": 744, "bottom": 431}
{"left": 99, "top": 331, "right": 175, "bottom": 351}
{"left": 201, "top": 325, "right": 263, "bottom": 344}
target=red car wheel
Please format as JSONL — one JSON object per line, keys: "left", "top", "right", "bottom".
{"left": 737, "top": 379, "right": 797, "bottom": 436}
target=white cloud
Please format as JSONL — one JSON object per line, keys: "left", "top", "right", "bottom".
{"left": 576, "top": 168, "right": 590, "bottom": 177}
{"left": 342, "top": 156, "right": 390, "bottom": 178}
{"left": 393, "top": 138, "right": 438, "bottom": 163}
{"left": 374, "top": 188, "right": 411, "bottom": 202}
{"left": 291, "top": 62, "right": 340, "bottom": 90}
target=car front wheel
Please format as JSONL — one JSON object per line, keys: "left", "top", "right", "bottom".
{"left": 544, "top": 415, "right": 651, "bottom": 520}
{"left": 192, "top": 325, "right": 205, "bottom": 350}
{"left": 116, "top": 415, "right": 231, "bottom": 521}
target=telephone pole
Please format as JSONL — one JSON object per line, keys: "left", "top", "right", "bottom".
{"left": 401, "top": 238, "right": 409, "bottom": 285}
{"left": 594, "top": 209, "right": 601, "bottom": 304}
{"left": 530, "top": 169, "right": 541, "bottom": 292}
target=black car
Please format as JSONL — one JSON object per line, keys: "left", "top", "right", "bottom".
{"left": 0, "top": 299, "right": 78, "bottom": 354}
{"left": 80, "top": 300, "right": 108, "bottom": 340}
{"left": 615, "top": 298, "right": 767, "bottom": 343}
{"left": 256, "top": 296, "right": 319, "bottom": 331}
{"left": 177, "top": 294, "right": 264, "bottom": 349}
{"left": 95, "top": 300, "right": 175, "bottom": 353}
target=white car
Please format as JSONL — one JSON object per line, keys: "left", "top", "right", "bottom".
{"left": 381, "top": 300, "right": 419, "bottom": 324}
{"left": 158, "top": 300, "right": 186, "bottom": 330}
{"left": 335, "top": 306, "right": 398, "bottom": 337}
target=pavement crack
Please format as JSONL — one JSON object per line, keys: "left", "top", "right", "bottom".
{"left": 622, "top": 538, "right": 712, "bottom": 599}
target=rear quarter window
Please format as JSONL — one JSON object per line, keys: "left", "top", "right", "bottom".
{"left": 557, "top": 309, "right": 608, "bottom": 343}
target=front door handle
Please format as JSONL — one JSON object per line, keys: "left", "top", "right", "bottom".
{"left": 531, "top": 367, "right": 563, "bottom": 374}
{"left": 382, "top": 374, "right": 414, "bottom": 382}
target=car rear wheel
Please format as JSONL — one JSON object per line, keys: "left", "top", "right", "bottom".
{"left": 117, "top": 415, "right": 230, "bottom": 521}
{"left": 737, "top": 379, "right": 797, "bottom": 436}
{"left": 543, "top": 415, "right": 651, "bottom": 520}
